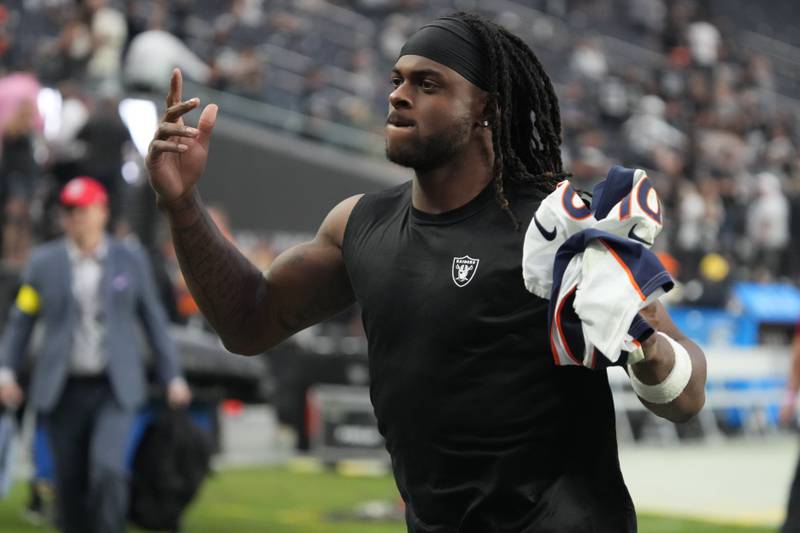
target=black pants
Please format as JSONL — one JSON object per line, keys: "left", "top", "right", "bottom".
{"left": 43, "top": 376, "right": 135, "bottom": 533}
{"left": 784, "top": 447, "right": 800, "bottom": 533}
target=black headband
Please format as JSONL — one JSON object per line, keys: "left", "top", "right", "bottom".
{"left": 398, "top": 16, "right": 490, "bottom": 92}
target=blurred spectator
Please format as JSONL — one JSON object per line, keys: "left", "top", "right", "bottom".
{"left": 597, "top": 74, "right": 632, "bottom": 126}
{"left": 74, "top": 94, "right": 133, "bottom": 229}
{"left": 124, "top": 29, "right": 211, "bottom": 92}
{"left": 674, "top": 179, "right": 723, "bottom": 280}
{"left": 379, "top": 13, "right": 412, "bottom": 60}
{"left": 626, "top": 0, "right": 666, "bottom": 44}
{"left": 213, "top": 44, "right": 264, "bottom": 98}
{"left": 765, "top": 124, "right": 796, "bottom": 174}
{"left": 1, "top": 99, "right": 44, "bottom": 264}
{"left": 51, "top": 10, "right": 92, "bottom": 83}
{"left": 0, "top": 70, "right": 42, "bottom": 137}
{"left": 742, "top": 53, "right": 776, "bottom": 98}
{"left": 658, "top": 47, "right": 691, "bottom": 101}
{"left": 715, "top": 174, "right": 747, "bottom": 261}
{"left": 746, "top": 171, "right": 790, "bottom": 277}
{"left": 623, "top": 94, "right": 686, "bottom": 162}
{"left": 213, "top": 0, "right": 264, "bottom": 40}
{"left": 0, "top": 176, "right": 190, "bottom": 533}
{"left": 47, "top": 81, "right": 90, "bottom": 185}
{"left": 686, "top": 19, "right": 720, "bottom": 68}
{"left": 701, "top": 136, "right": 750, "bottom": 182}
{"left": 85, "top": 0, "right": 128, "bottom": 92}
{"left": 569, "top": 38, "right": 608, "bottom": 82}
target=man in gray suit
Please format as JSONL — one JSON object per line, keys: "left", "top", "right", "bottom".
{"left": 0, "top": 176, "right": 191, "bottom": 533}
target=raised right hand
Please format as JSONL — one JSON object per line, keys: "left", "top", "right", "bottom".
{"left": 146, "top": 68, "right": 218, "bottom": 205}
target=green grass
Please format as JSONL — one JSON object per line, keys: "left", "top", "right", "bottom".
{"left": 0, "top": 466, "right": 776, "bottom": 532}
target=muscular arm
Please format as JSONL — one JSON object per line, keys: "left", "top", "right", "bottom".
{"left": 162, "top": 190, "right": 360, "bottom": 355}
{"left": 629, "top": 301, "right": 707, "bottom": 423}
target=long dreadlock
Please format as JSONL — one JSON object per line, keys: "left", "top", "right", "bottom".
{"left": 453, "top": 12, "right": 569, "bottom": 229}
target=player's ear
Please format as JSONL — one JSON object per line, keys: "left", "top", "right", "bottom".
{"left": 474, "top": 91, "right": 497, "bottom": 129}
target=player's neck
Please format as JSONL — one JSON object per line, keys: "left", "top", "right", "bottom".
{"left": 411, "top": 147, "right": 493, "bottom": 214}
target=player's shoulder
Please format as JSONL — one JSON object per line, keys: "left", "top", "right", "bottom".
{"left": 330, "top": 181, "right": 411, "bottom": 250}
{"left": 359, "top": 180, "right": 412, "bottom": 210}
{"left": 507, "top": 182, "right": 547, "bottom": 222}
{"left": 344, "top": 181, "right": 411, "bottom": 226}
{"left": 327, "top": 181, "right": 410, "bottom": 225}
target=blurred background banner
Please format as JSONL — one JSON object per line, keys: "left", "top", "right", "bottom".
{"left": 0, "top": 0, "right": 799, "bottom": 532}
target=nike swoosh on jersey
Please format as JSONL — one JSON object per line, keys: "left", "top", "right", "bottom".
{"left": 627, "top": 224, "right": 652, "bottom": 246}
{"left": 533, "top": 212, "right": 557, "bottom": 241}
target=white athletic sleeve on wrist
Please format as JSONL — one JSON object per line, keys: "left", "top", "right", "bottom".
{"left": 627, "top": 332, "right": 692, "bottom": 404}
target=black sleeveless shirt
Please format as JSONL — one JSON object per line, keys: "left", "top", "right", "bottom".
{"left": 342, "top": 181, "right": 636, "bottom": 533}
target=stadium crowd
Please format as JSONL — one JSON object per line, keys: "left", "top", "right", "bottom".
{"left": 0, "top": 0, "right": 799, "bottom": 316}
{"left": 0, "top": 2, "right": 797, "bottom": 530}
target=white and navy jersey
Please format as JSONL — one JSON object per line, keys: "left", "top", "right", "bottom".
{"left": 523, "top": 166, "right": 674, "bottom": 369}
{"left": 550, "top": 229, "right": 673, "bottom": 368}
{"left": 343, "top": 180, "right": 636, "bottom": 533}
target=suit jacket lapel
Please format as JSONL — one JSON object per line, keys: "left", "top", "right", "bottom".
{"left": 57, "top": 239, "right": 74, "bottom": 319}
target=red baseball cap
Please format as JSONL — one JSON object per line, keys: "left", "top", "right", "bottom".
{"left": 60, "top": 176, "right": 108, "bottom": 207}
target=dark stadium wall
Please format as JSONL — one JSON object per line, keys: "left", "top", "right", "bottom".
{"left": 199, "top": 117, "right": 408, "bottom": 233}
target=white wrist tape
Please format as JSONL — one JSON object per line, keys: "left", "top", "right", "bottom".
{"left": 627, "top": 332, "right": 692, "bottom": 404}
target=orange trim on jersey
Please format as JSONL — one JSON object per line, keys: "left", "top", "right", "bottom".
{"left": 554, "top": 284, "right": 582, "bottom": 365}
{"left": 549, "top": 326, "right": 562, "bottom": 365}
{"left": 634, "top": 175, "right": 662, "bottom": 225}
{"left": 561, "top": 184, "right": 592, "bottom": 221}
{"left": 599, "top": 239, "right": 646, "bottom": 301}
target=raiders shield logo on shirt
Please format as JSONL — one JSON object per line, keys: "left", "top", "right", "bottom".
{"left": 452, "top": 256, "right": 480, "bottom": 287}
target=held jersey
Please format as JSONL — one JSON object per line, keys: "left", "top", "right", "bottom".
{"left": 341, "top": 180, "right": 636, "bottom": 533}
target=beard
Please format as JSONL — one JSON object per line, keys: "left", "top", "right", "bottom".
{"left": 385, "top": 116, "right": 472, "bottom": 172}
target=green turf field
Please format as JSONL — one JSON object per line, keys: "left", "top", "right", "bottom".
{"left": 0, "top": 466, "right": 775, "bottom": 532}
